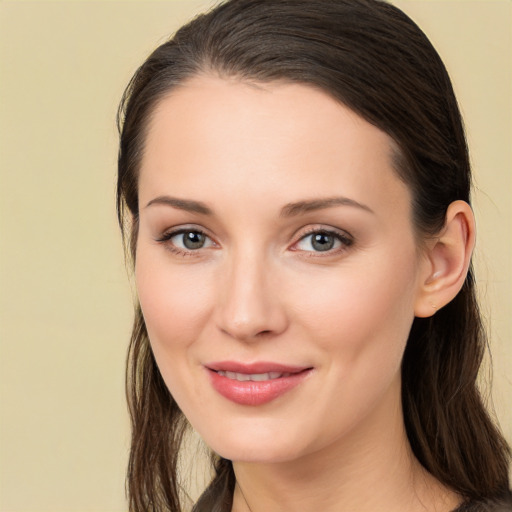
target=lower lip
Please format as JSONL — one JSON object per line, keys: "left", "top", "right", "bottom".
{"left": 207, "top": 369, "right": 312, "bottom": 406}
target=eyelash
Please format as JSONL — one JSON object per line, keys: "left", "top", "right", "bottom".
{"left": 292, "top": 227, "right": 354, "bottom": 256}
{"left": 155, "top": 226, "right": 354, "bottom": 257}
{"left": 155, "top": 227, "right": 213, "bottom": 257}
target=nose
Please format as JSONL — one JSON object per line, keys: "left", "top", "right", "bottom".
{"left": 215, "top": 251, "right": 288, "bottom": 342}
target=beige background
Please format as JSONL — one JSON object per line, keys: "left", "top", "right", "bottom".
{"left": 0, "top": 1, "right": 510, "bottom": 510}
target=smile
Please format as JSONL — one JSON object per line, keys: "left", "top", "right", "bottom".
{"left": 206, "top": 362, "right": 312, "bottom": 406}
{"left": 215, "top": 371, "right": 292, "bottom": 381}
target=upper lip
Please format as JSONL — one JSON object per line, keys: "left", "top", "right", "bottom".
{"left": 206, "top": 361, "right": 311, "bottom": 374}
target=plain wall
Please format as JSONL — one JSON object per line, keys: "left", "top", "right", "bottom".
{"left": 0, "top": 1, "right": 510, "bottom": 510}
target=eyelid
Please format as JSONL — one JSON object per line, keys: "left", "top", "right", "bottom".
{"left": 154, "top": 223, "right": 353, "bottom": 256}
{"left": 155, "top": 225, "right": 218, "bottom": 255}
{"left": 156, "top": 225, "right": 205, "bottom": 241}
{"left": 290, "top": 225, "right": 354, "bottom": 253}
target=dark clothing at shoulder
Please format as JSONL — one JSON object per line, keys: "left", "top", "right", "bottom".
{"left": 193, "top": 488, "right": 512, "bottom": 512}
{"left": 455, "top": 492, "right": 512, "bottom": 512}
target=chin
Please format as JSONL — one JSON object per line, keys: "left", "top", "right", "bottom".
{"left": 199, "top": 423, "right": 311, "bottom": 464}
{"left": 216, "top": 443, "right": 303, "bottom": 465}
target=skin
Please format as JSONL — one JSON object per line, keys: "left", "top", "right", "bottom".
{"left": 135, "top": 75, "right": 470, "bottom": 511}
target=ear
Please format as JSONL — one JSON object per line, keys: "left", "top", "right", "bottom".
{"left": 414, "top": 200, "right": 475, "bottom": 318}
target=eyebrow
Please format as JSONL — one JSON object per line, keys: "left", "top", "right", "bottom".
{"left": 145, "top": 195, "right": 374, "bottom": 217}
{"left": 145, "top": 196, "right": 212, "bottom": 215}
{"left": 280, "top": 197, "right": 374, "bottom": 217}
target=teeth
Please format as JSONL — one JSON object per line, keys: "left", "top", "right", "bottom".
{"left": 217, "top": 371, "right": 290, "bottom": 381}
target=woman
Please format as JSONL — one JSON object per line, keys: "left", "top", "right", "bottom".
{"left": 116, "top": 0, "right": 511, "bottom": 511}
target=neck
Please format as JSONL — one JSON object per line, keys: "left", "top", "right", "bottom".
{"left": 231, "top": 380, "right": 460, "bottom": 512}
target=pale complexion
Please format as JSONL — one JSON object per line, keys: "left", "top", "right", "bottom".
{"left": 135, "top": 75, "right": 473, "bottom": 512}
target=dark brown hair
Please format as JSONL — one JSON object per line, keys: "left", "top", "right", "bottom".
{"left": 117, "top": 1, "right": 511, "bottom": 510}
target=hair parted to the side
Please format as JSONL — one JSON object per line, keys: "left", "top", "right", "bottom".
{"left": 117, "top": 0, "right": 511, "bottom": 510}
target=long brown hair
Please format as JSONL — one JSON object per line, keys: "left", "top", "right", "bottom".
{"left": 117, "top": 1, "right": 511, "bottom": 510}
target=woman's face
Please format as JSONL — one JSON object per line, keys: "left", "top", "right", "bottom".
{"left": 136, "top": 76, "right": 430, "bottom": 463}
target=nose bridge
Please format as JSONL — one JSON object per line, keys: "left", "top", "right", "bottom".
{"left": 216, "top": 243, "right": 287, "bottom": 341}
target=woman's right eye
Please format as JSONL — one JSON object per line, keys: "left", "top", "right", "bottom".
{"left": 156, "top": 229, "right": 215, "bottom": 253}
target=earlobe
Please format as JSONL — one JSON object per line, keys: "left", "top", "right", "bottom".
{"left": 414, "top": 200, "right": 475, "bottom": 318}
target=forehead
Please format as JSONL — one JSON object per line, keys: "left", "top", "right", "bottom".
{"left": 139, "top": 75, "right": 411, "bottom": 219}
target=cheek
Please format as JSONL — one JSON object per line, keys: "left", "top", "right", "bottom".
{"left": 135, "top": 249, "right": 213, "bottom": 351}
{"left": 135, "top": 249, "right": 218, "bottom": 411}
{"left": 278, "top": 252, "right": 419, "bottom": 446}
{"left": 288, "top": 249, "right": 419, "bottom": 370}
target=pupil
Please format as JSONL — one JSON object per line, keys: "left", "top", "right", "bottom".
{"left": 183, "top": 231, "right": 205, "bottom": 249}
{"left": 312, "top": 233, "right": 334, "bottom": 251}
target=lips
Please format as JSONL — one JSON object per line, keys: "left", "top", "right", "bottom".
{"left": 206, "top": 361, "right": 312, "bottom": 406}
{"left": 216, "top": 370, "right": 292, "bottom": 381}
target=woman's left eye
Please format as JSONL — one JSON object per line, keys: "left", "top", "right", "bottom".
{"left": 294, "top": 230, "right": 352, "bottom": 253}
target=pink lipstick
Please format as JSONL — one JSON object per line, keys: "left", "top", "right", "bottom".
{"left": 206, "top": 361, "right": 312, "bottom": 406}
